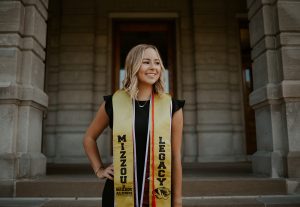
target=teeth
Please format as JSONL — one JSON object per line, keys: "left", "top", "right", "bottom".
{"left": 147, "top": 74, "right": 156, "bottom": 77}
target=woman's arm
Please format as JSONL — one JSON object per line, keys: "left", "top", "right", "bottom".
{"left": 83, "top": 102, "right": 113, "bottom": 180}
{"left": 171, "top": 108, "right": 183, "bottom": 207}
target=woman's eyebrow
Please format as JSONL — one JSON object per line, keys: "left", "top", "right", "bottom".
{"left": 142, "top": 58, "right": 160, "bottom": 61}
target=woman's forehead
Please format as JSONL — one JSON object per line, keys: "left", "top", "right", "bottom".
{"left": 142, "top": 48, "right": 159, "bottom": 59}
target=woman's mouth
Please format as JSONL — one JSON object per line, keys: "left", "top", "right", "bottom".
{"left": 146, "top": 73, "right": 157, "bottom": 78}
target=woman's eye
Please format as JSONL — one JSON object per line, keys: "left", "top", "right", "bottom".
{"left": 143, "top": 61, "right": 149, "bottom": 64}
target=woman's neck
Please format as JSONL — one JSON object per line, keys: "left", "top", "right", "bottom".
{"left": 137, "top": 84, "right": 152, "bottom": 101}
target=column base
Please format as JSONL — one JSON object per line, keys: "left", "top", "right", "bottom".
{"left": 0, "top": 180, "right": 14, "bottom": 196}
{"left": 287, "top": 151, "right": 300, "bottom": 178}
{"left": 252, "top": 150, "right": 287, "bottom": 178}
{"left": 0, "top": 152, "right": 46, "bottom": 179}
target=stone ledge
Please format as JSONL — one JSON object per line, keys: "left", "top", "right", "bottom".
{"left": 250, "top": 84, "right": 282, "bottom": 107}
{"left": 0, "top": 34, "right": 45, "bottom": 60}
{"left": 251, "top": 35, "right": 279, "bottom": 59}
{"left": 0, "top": 34, "right": 22, "bottom": 47}
{"left": 22, "top": 0, "right": 48, "bottom": 20}
{"left": 280, "top": 32, "right": 300, "bottom": 46}
{"left": 23, "top": 37, "right": 45, "bottom": 60}
{"left": 250, "top": 81, "right": 300, "bottom": 107}
{"left": 0, "top": 83, "right": 48, "bottom": 108}
{"left": 282, "top": 80, "right": 300, "bottom": 98}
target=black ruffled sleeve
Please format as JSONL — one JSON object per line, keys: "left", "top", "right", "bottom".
{"left": 103, "top": 95, "right": 113, "bottom": 128}
{"left": 172, "top": 98, "right": 185, "bottom": 116}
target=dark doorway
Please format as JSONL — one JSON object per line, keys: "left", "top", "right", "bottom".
{"left": 238, "top": 20, "right": 257, "bottom": 155}
{"left": 112, "top": 20, "right": 176, "bottom": 96}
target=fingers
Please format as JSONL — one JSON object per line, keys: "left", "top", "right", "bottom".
{"left": 107, "top": 165, "right": 114, "bottom": 180}
{"left": 105, "top": 166, "right": 114, "bottom": 180}
{"left": 96, "top": 164, "right": 114, "bottom": 180}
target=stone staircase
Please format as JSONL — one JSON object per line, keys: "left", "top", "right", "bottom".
{"left": 1, "top": 162, "right": 300, "bottom": 207}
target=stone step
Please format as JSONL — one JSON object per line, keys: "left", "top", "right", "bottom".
{"left": 182, "top": 178, "right": 286, "bottom": 197}
{"left": 46, "top": 162, "right": 253, "bottom": 176}
{"left": 15, "top": 176, "right": 287, "bottom": 197}
{"left": 1, "top": 195, "right": 300, "bottom": 207}
{"left": 184, "top": 195, "right": 300, "bottom": 207}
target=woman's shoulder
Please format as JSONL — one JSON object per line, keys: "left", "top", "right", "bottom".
{"left": 103, "top": 95, "right": 113, "bottom": 110}
{"left": 103, "top": 95, "right": 113, "bottom": 102}
{"left": 169, "top": 95, "right": 185, "bottom": 115}
{"left": 172, "top": 98, "right": 185, "bottom": 107}
{"left": 102, "top": 95, "right": 113, "bottom": 128}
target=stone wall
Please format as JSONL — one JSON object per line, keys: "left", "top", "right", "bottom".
{"left": 192, "top": 0, "right": 247, "bottom": 162}
{"left": 44, "top": 0, "right": 110, "bottom": 164}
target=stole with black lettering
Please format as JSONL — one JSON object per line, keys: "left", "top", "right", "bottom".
{"left": 118, "top": 135, "right": 127, "bottom": 184}
{"left": 157, "top": 136, "right": 166, "bottom": 186}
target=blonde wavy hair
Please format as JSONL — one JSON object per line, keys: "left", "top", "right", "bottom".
{"left": 122, "top": 44, "right": 165, "bottom": 99}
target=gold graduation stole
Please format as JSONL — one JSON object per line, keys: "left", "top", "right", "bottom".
{"left": 113, "top": 90, "right": 172, "bottom": 207}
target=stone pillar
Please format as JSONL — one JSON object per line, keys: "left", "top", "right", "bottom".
{"left": 43, "top": 0, "right": 60, "bottom": 163}
{"left": 181, "top": 2, "right": 198, "bottom": 162}
{"left": 94, "top": 1, "right": 112, "bottom": 163}
{"left": 53, "top": 0, "right": 95, "bottom": 163}
{"left": 248, "top": 0, "right": 300, "bottom": 177}
{"left": 277, "top": 0, "right": 300, "bottom": 178}
{"left": 0, "top": 0, "right": 48, "bottom": 194}
{"left": 192, "top": 0, "right": 247, "bottom": 162}
{"left": 227, "top": 5, "right": 247, "bottom": 160}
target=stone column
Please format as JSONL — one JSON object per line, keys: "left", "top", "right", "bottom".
{"left": 181, "top": 2, "right": 198, "bottom": 162}
{"left": 192, "top": 0, "right": 247, "bottom": 162}
{"left": 279, "top": 1, "right": 300, "bottom": 178}
{"left": 248, "top": 0, "right": 300, "bottom": 177}
{"left": 43, "top": 0, "right": 60, "bottom": 163}
{"left": 94, "top": 2, "right": 112, "bottom": 163}
{"left": 0, "top": 0, "right": 48, "bottom": 194}
{"left": 227, "top": 8, "right": 246, "bottom": 160}
{"left": 52, "top": 0, "right": 96, "bottom": 163}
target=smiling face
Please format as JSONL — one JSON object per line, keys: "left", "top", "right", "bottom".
{"left": 137, "top": 48, "right": 162, "bottom": 87}
{"left": 123, "top": 44, "right": 165, "bottom": 99}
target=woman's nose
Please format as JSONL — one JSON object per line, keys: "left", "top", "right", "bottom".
{"left": 150, "top": 62, "right": 158, "bottom": 69}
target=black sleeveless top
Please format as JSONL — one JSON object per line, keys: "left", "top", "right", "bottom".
{"left": 102, "top": 95, "right": 185, "bottom": 207}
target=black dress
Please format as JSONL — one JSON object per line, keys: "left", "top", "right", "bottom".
{"left": 102, "top": 95, "right": 185, "bottom": 207}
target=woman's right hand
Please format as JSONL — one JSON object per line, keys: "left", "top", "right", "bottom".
{"left": 96, "top": 164, "right": 114, "bottom": 180}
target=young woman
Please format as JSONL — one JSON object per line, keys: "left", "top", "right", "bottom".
{"left": 83, "top": 44, "right": 184, "bottom": 207}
